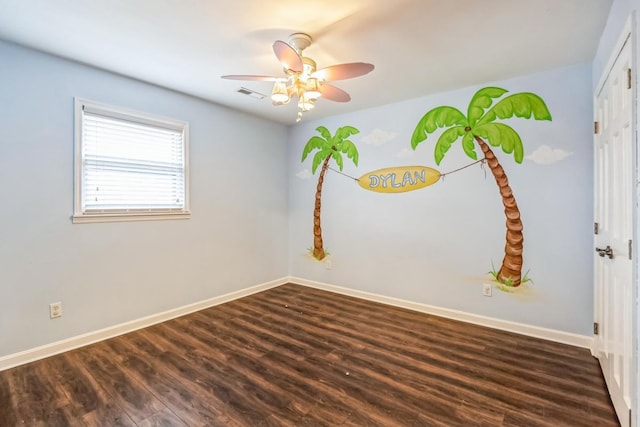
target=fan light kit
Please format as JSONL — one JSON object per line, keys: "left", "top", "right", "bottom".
{"left": 222, "top": 33, "right": 374, "bottom": 122}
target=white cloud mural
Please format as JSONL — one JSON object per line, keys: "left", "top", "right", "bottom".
{"left": 361, "top": 128, "right": 397, "bottom": 146}
{"left": 296, "top": 169, "right": 312, "bottom": 179}
{"left": 526, "top": 145, "right": 572, "bottom": 165}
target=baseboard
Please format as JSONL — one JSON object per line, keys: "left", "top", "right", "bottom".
{"left": 287, "top": 276, "right": 593, "bottom": 349}
{"left": 1, "top": 275, "right": 593, "bottom": 371}
{"left": 0, "top": 277, "right": 288, "bottom": 372}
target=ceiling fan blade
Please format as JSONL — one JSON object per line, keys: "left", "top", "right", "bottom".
{"left": 313, "top": 62, "right": 374, "bottom": 81}
{"left": 273, "top": 40, "right": 303, "bottom": 73}
{"left": 320, "top": 84, "right": 351, "bottom": 102}
{"left": 221, "top": 75, "right": 279, "bottom": 81}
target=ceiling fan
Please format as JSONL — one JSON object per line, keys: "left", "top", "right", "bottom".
{"left": 222, "top": 33, "right": 374, "bottom": 122}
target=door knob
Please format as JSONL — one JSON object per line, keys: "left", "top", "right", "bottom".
{"left": 595, "top": 245, "right": 614, "bottom": 259}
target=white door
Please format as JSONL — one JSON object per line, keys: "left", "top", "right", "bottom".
{"left": 594, "top": 33, "right": 634, "bottom": 427}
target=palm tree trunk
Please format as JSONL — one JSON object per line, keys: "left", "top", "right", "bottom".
{"left": 475, "top": 136, "right": 523, "bottom": 287}
{"left": 312, "top": 156, "right": 332, "bottom": 260}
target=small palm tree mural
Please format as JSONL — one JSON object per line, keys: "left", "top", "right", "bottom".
{"left": 411, "top": 87, "right": 551, "bottom": 287}
{"left": 302, "top": 125, "right": 360, "bottom": 260}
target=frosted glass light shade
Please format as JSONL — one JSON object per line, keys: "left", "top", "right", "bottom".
{"left": 305, "top": 78, "right": 321, "bottom": 99}
{"left": 271, "top": 81, "right": 290, "bottom": 104}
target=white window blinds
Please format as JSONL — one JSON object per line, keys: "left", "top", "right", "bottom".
{"left": 74, "top": 99, "right": 189, "bottom": 223}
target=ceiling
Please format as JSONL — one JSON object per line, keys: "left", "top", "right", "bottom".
{"left": 0, "top": 0, "right": 612, "bottom": 125}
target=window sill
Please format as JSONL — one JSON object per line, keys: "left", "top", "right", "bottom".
{"left": 72, "top": 211, "right": 191, "bottom": 224}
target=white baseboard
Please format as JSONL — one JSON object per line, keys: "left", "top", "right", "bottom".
{"left": 1, "top": 275, "right": 593, "bottom": 372}
{"left": 0, "top": 277, "right": 287, "bottom": 372}
{"left": 287, "top": 276, "right": 593, "bottom": 349}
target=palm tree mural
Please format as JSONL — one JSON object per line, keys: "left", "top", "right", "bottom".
{"left": 302, "top": 125, "right": 360, "bottom": 260}
{"left": 411, "top": 87, "right": 551, "bottom": 287}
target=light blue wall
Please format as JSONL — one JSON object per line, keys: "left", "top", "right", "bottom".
{"left": 0, "top": 25, "right": 605, "bottom": 357}
{"left": 288, "top": 63, "right": 593, "bottom": 335}
{"left": 0, "top": 40, "right": 289, "bottom": 357}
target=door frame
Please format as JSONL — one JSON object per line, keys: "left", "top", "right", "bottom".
{"left": 593, "top": 13, "right": 638, "bottom": 427}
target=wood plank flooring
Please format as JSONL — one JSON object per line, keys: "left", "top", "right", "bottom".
{"left": 0, "top": 283, "right": 619, "bottom": 426}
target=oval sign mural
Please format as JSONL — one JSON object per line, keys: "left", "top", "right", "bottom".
{"left": 358, "top": 166, "right": 441, "bottom": 193}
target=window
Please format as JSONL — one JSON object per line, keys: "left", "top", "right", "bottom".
{"left": 73, "top": 98, "right": 189, "bottom": 223}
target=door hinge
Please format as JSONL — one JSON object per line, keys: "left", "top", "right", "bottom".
{"left": 593, "top": 322, "right": 599, "bottom": 335}
{"left": 594, "top": 121, "right": 600, "bottom": 134}
{"left": 628, "top": 68, "right": 633, "bottom": 89}
{"left": 629, "top": 239, "right": 633, "bottom": 260}
{"left": 594, "top": 222, "right": 599, "bottom": 235}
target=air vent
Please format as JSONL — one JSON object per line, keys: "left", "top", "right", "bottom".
{"left": 236, "top": 87, "right": 265, "bottom": 100}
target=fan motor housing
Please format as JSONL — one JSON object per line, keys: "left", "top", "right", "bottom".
{"left": 289, "top": 33, "right": 312, "bottom": 53}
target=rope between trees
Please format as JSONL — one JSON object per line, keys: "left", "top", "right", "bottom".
{"left": 327, "top": 158, "right": 487, "bottom": 183}
{"left": 440, "top": 159, "right": 487, "bottom": 179}
{"left": 328, "top": 167, "right": 360, "bottom": 182}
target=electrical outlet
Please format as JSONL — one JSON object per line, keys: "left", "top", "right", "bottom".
{"left": 482, "top": 283, "right": 492, "bottom": 297}
{"left": 49, "top": 302, "right": 62, "bottom": 319}
{"left": 325, "top": 259, "right": 332, "bottom": 269}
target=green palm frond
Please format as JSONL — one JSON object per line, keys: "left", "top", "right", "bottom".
{"left": 302, "top": 136, "right": 328, "bottom": 162}
{"left": 477, "top": 93, "right": 552, "bottom": 126}
{"left": 303, "top": 125, "right": 360, "bottom": 173}
{"left": 411, "top": 106, "right": 468, "bottom": 149}
{"left": 434, "top": 126, "right": 467, "bottom": 165}
{"left": 467, "top": 87, "right": 509, "bottom": 127}
{"left": 473, "top": 123, "right": 524, "bottom": 163}
{"left": 335, "top": 125, "right": 359, "bottom": 142}
{"left": 461, "top": 133, "right": 477, "bottom": 160}
{"left": 311, "top": 148, "right": 332, "bottom": 174}
{"left": 338, "top": 140, "right": 359, "bottom": 166}
{"left": 316, "top": 125, "right": 332, "bottom": 141}
{"left": 332, "top": 151, "right": 344, "bottom": 170}
{"left": 412, "top": 87, "right": 551, "bottom": 165}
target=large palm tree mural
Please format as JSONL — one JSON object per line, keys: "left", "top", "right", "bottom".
{"left": 302, "top": 125, "right": 360, "bottom": 260}
{"left": 411, "top": 87, "right": 551, "bottom": 287}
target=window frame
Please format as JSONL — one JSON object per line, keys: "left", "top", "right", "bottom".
{"left": 73, "top": 98, "right": 190, "bottom": 224}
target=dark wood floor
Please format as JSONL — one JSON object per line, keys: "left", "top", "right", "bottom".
{"left": 1, "top": 283, "right": 619, "bottom": 426}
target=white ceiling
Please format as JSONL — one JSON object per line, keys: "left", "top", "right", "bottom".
{"left": 0, "top": 0, "right": 612, "bottom": 125}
